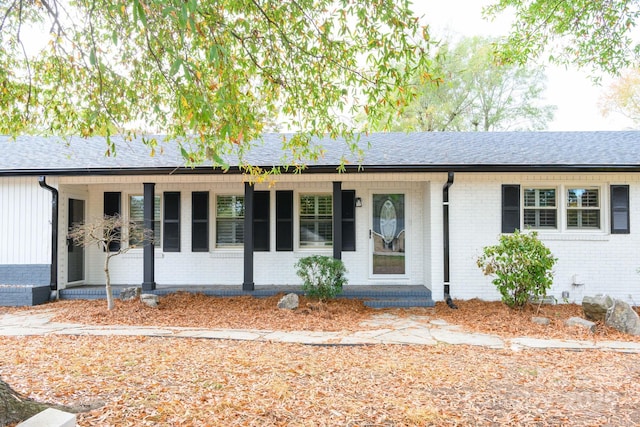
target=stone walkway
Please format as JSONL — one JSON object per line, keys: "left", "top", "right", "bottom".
{"left": 1, "top": 310, "right": 640, "bottom": 353}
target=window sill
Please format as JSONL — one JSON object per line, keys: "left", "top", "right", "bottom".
{"left": 121, "top": 251, "right": 165, "bottom": 259}
{"left": 536, "top": 232, "right": 609, "bottom": 242}
{"left": 209, "top": 251, "right": 243, "bottom": 259}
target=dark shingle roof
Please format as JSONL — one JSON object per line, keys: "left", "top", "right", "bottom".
{"left": 1, "top": 131, "right": 639, "bottom": 175}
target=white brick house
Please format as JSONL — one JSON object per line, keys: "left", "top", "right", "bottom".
{"left": 1, "top": 132, "right": 639, "bottom": 305}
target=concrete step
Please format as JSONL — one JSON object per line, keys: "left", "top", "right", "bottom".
{"left": 364, "top": 298, "right": 435, "bottom": 308}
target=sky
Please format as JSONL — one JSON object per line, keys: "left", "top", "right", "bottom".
{"left": 415, "top": 0, "right": 635, "bottom": 131}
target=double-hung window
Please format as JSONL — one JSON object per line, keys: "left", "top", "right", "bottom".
{"left": 129, "top": 195, "right": 161, "bottom": 246}
{"left": 567, "top": 188, "right": 600, "bottom": 229}
{"left": 300, "top": 194, "right": 332, "bottom": 247}
{"left": 523, "top": 188, "right": 557, "bottom": 229}
{"left": 216, "top": 195, "right": 244, "bottom": 247}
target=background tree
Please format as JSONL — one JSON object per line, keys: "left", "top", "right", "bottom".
{"left": 486, "top": 0, "right": 640, "bottom": 75}
{"left": 0, "top": 0, "right": 432, "bottom": 172}
{"left": 600, "top": 68, "right": 640, "bottom": 127}
{"left": 68, "top": 214, "right": 153, "bottom": 310}
{"left": 392, "top": 36, "right": 555, "bottom": 131}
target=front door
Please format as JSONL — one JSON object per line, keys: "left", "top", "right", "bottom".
{"left": 371, "top": 193, "right": 406, "bottom": 275}
{"left": 67, "top": 198, "right": 85, "bottom": 283}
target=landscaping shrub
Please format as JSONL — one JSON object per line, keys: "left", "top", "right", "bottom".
{"left": 477, "top": 230, "right": 557, "bottom": 309}
{"left": 295, "top": 255, "right": 347, "bottom": 301}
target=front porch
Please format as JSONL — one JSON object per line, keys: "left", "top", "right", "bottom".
{"left": 57, "top": 285, "right": 435, "bottom": 308}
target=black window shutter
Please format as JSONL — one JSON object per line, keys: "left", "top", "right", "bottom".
{"left": 192, "top": 192, "right": 209, "bottom": 252}
{"left": 502, "top": 185, "right": 520, "bottom": 233}
{"left": 276, "top": 190, "right": 293, "bottom": 251}
{"left": 163, "top": 192, "right": 181, "bottom": 252}
{"left": 254, "top": 191, "right": 270, "bottom": 251}
{"left": 611, "top": 185, "right": 630, "bottom": 234}
{"left": 103, "top": 192, "right": 121, "bottom": 251}
{"left": 341, "top": 190, "right": 356, "bottom": 251}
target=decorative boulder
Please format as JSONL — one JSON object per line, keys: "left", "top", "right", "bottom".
{"left": 140, "top": 293, "right": 159, "bottom": 308}
{"left": 565, "top": 317, "right": 596, "bottom": 332}
{"left": 582, "top": 295, "right": 614, "bottom": 322}
{"left": 277, "top": 293, "right": 299, "bottom": 310}
{"left": 120, "top": 287, "right": 141, "bottom": 301}
{"left": 531, "top": 317, "right": 550, "bottom": 326}
{"left": 605, "top": 300, "right": 640, "bottom": 336}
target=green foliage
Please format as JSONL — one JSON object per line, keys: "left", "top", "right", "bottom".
{"left": 390, "top": 36, "right": 555, "bottom": 132}
{"left": 485, "top": 0, "right": 640, "bottom": 75}
{"left": 295, "top": 255, "right": 347, "bottom": 301}
{"left": 0, "top": 0, "right": 432, "bottom": 172}
{"left": 477, "top": 230, "right": 557, "bottom": 309}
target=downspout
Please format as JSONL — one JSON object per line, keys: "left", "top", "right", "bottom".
{"left": 38, "top": 176, "right": 58, "bottom": 295}
{"left": 442, "top": 172, "right": 457, "bottom": 309}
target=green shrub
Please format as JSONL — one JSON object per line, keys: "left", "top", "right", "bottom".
{"left": 295, "top": 255, "right": 347, "bottom": 301}
{"left": 476, "top": 230, "right": 557, "bottom": 309}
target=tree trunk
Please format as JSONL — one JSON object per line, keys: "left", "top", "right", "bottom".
{"left": 0, "top": 378, "right": 54, "bottom": 425}
{"left": 105, "top": 254, "right": 114, "bottom": 310}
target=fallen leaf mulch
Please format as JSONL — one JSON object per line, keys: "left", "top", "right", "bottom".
{"left": 2, "top": 294, "right": 640, "bottom": 426}
{"left": 4, "top": 292, "right": 639, "bottom": 342}
{"left": 0, "top": 336, "right": 639, "bottom": 426}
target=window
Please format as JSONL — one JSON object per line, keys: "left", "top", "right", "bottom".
{"left": 192, "top": 192, "right": 209, "bottom": 251}
{"left": 567, "top": 188, "right": 600, "bottom": 229}
{"left": 300, "top": 194, "right": 332, "bottom": 247}
{"left": 216, "top": 195, "right": 244, "bottom": 247}
{"left": 129, "top": 195, "right": 161, "bottom": 245}
{"left": 524, "top": 188, "right": 557, "bottom": 229}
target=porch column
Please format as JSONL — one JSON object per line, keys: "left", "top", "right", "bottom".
{"left": 243, "top": 182, "right": 255, "bottom": 291}
{"left": 142, "top": 182, "right": 156, "bottom": 291}
{"left": 332, "top": 181, "right": 342, "bottom": 260}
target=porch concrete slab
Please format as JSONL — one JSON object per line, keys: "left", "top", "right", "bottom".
{"left": 430, "top": 328, "right": 504, "bottom": 349}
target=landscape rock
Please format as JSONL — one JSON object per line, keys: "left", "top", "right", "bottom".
{"left": 140, "top": 294, "right": 159, "bottom": 308}
{"left": 531, "top": 317, "right": 550, "bottom": 326}
{"left": 277, "top": 293, "right": 299, "bottom": 310}
{"left": 565, "top": 317, "right": 596, "bottom": 332}
{"left": 605, "top": 300, "right": 640, "bottom": 336}
{"left": 120, "top": 287, "right": 141, "bottom": 301}
{"left": 582, "top": 295, "right": 614, "bottom": 322}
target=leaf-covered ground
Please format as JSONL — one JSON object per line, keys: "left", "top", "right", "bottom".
{"left": 1, "top": 294, "right": 639, "bottom": 426}
{"left": 11, "top": 292, "right": 640, "bottom": 342}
